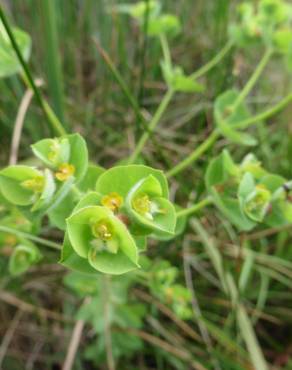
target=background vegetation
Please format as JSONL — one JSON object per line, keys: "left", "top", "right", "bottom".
{"left": 0, "top": 0, "right": 291, "bottom": 369}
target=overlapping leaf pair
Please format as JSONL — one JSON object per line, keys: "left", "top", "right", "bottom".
{"left": 62, "top": 165, "right": 177, "bottom": 275}
{"left": 206, "top": 150, "right": 292, "bottom": 231}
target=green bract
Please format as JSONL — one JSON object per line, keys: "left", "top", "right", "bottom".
{"left": 31, "top": 133, "right": 88, "bottom": 183}
{"left": 96, "top": 165, "right": 169, "bottom": 198}
{"left": 125, "top": 175, "right": 176, "bottom": 236}
{"left": 0, "top": 20, "right": 31, "bottom": 78}
{"left": 148, "top": 14, "right": 181, "bottom": 36}
{"left": 66, "top": 206, "right": 139, "bottom": 275}
{"left": 238, "top": 173, "right": 271, "bottom": 222}
{"left": 0, "top": 165, "right": 55, "bottom": 208}
{"left": 115, "top": 1, "right": 160, "bottom": 19}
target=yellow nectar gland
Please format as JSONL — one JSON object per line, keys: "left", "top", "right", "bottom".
{"left": 101, "top": 192, "right": 123, "bottom": 212}
{"left": 21, "top": 176, "right": 45, "bottom": 193}
{"left": 91, "top": 220, "right": 113, "bottom": 241}
{"left": 55, "top": 163, "right": 75, "bottom": 182}
{"left": 132, "top": 193, "right": 151, "bottom": 215}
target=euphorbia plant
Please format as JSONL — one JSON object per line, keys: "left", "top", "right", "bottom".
{"left": 0, "top": 2, "right": 291, "bottom": 369}
{"left": 205, "top": 150, "right": 292, "bottom": 231}
{"left": 0, "top": 135, "right": 177, "bottom": 275}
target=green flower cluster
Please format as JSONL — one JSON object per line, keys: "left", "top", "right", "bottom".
{"left": 206, "top": 150, "right": 292, "bottom": 231}
{"left": 230, "top": 0, "right": 292, "bottom": 65}
{"left": 0, "top": 134, "right": 88, "bottom": 213}
{"left": 63, "top": 165, "right": 177, "bottom": 275}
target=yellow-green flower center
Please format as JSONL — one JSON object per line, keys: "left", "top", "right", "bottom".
{"left": 90, "top": 219, "right": 118, "bottom": 254}
{"left": 101, "top": 192, "right": 123, "bottom": 212}
{"left": 55, "top": 163, "right": 75, "bottom": 181}
{"left": 91, "top": 220, "right": 113, "bottom": 241}
{"left": 132, "top": 193, "right": 151, "bottom": 215}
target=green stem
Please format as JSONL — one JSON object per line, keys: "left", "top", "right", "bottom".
{"left": 166, "top": 130, "right": 220, "bottom": 178}
{"left": 0, "top": 225, "right": 61, "bottom": 250}
{"left": 160, "top": 34, "right": 172, "bottom": 68}
{"left": 94, "top": 39, "right": 142, "bottom": 124}
{"left": 94, "top": 39, "right": 169, "bottom": 165}
{"left": 39, "top": 0, "right": 65, "bottom": 123}
{"left": 190, "top": 40, "right": 234, "bottom": 80}
{"left": 166, "top": 49, "right": 274, "bottom": 179}
{"left": 0, "top": 6, "right": 66, "bottom": 136}
{"left": 128, "top": 88, "right": 175, "bottom": 164}
{"left": 177, "top": 197, "right": 213, "bottom": 219}
{"left": 232, "top": 48, "right": 273, "bottom": 112}
{"left": 232, "top": 92, "right": 292, "bottom": 130}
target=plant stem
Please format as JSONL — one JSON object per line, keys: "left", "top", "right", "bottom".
{"left": 232, "top": 48, "right": 273, "bottom": 112}
{"left": 128, "top": 88, "right": 175, "bottom": 164}
{"left": 0, "top": 6, "right": 66, "bottom": 136}
{"left": 160, "top": 34, "right": 172, "bottom": 68}
{"left": 190, "top": 40, "right": 234, "bottom": 80}
{"left": 166, "top": 49, "right": 274, "bottom": 179}
{"left": 93, "top": 39, "right": 170, "bottom": 166}
{"left": 232, "top": 92, "right": 292, "bottom": 130}
{"left": 128, "top": 39, "right": 233, "bottom": 165}
{"left": 93, "top": 38, "right": 142, "bottom": 124}
{"left": 102, "top": 276, "right": 115, "bottom": 370}
{"left": 177, "top": 197, "right": 213, "bottom": 219}
{"left": 39, "top": 0, "right": 65, "bottom": 124}
{"left": 166, "top": 130, "right": 220, "bottom": 178}
{"left": 0, "top": 225, "right": 61, "bottom": 250}
{"left": 137, "top": 0, "right": 150, "bottom": 104}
